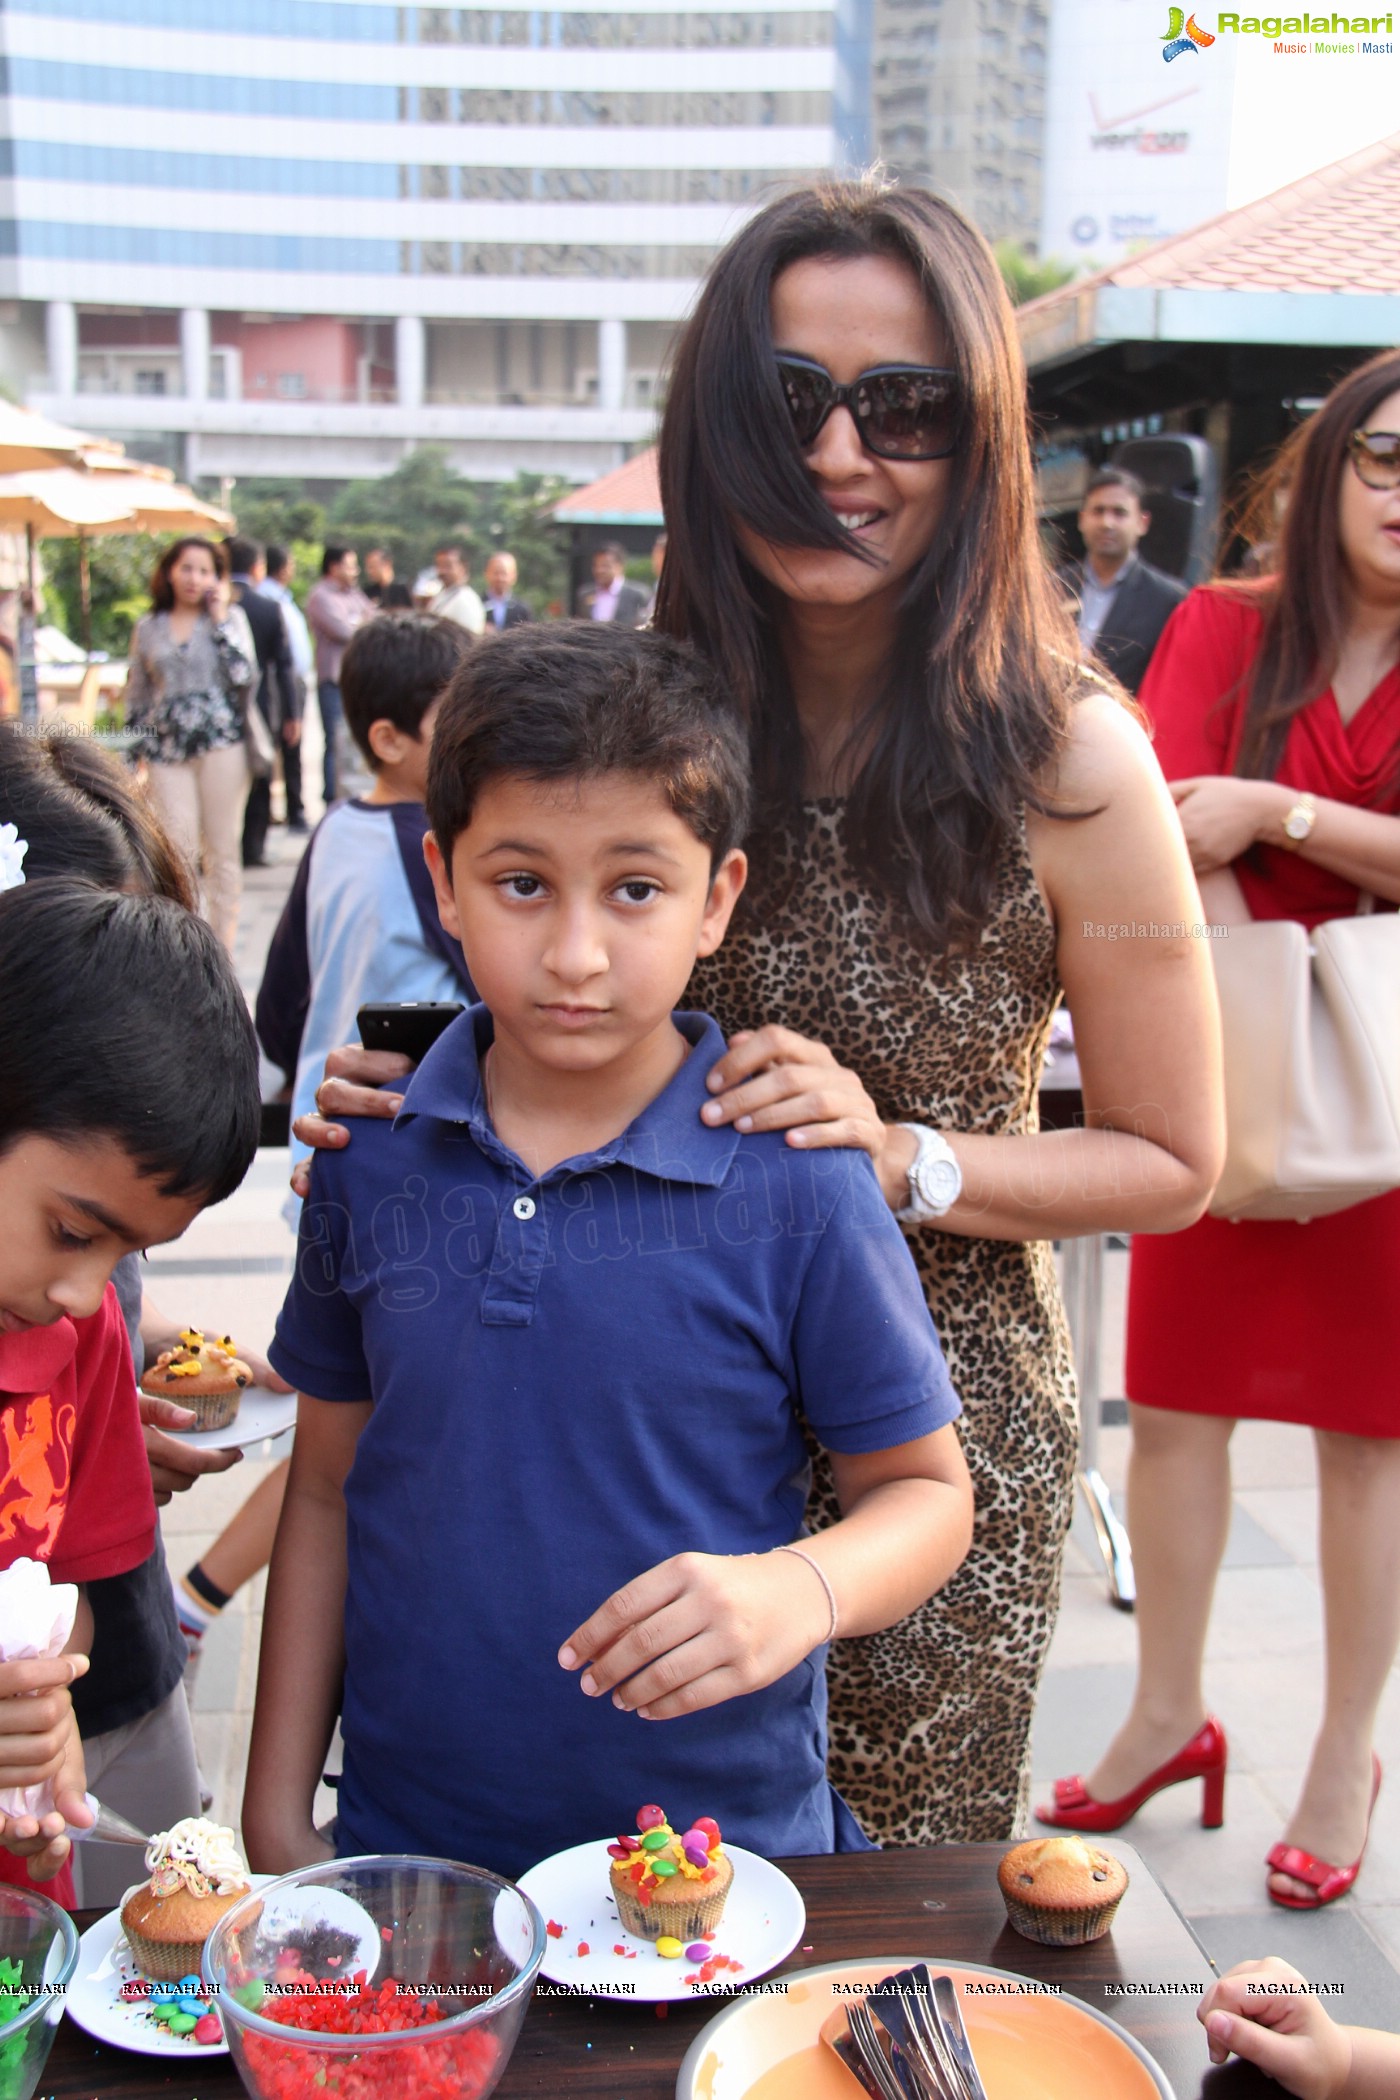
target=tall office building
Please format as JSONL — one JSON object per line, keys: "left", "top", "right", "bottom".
{"left": 873, "top": 0, "right": 1047, "bottom": 250}
{"left": 0, "top": 0, "right": 872, "bottom": 484}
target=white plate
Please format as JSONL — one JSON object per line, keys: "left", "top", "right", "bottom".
{"left": 158, "top": 1386, "right": 297, "bottom": 1451}
{"left": 65, "top": 1876, "right": 274, "bottom": 2058}
{"left": 516, "top": 1841, "right": 805, "bottom": 2004}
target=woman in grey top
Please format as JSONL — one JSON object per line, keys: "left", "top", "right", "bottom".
{"left": 125, "top": 536, "right": 257, "bottom": 950}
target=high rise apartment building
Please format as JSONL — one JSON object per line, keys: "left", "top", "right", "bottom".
{"left": 0, "top": 0, "right": 872, "bottom": 484}
{"left": 872, "top": 0, "right": 1047, "bottom": 250}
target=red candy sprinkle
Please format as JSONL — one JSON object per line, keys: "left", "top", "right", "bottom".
{"left": 243, "top": 1980, "right": 500, "bottom": 2100}
{"left": 546, "top": 1920, "right": 565, "bottom": 1939}
{"left": 576, "top": 1942, "right": 589, "bottom": 1957}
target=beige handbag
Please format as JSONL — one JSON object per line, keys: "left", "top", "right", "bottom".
{"left": 1209, "top": 900, "right": 1400, "bottom": 1221}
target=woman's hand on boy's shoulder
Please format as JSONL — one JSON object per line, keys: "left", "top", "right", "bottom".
{"left": 288, "top": 1044, "right": 414, "bottom": 1199}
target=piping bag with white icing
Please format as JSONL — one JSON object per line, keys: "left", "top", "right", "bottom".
{"left": 0, "top": 1559, "right": 149, "bottom": 1843}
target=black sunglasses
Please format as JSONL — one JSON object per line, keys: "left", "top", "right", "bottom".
{"left": 776, "top": 354, "right": 961, "bottom": 462}
{"left": 1348, "top": 427, "right": 1400, "bottom": 491}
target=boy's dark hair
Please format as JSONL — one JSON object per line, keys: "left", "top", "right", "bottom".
{"left": 340, "top": 612, "right": 473, "bottom": 768}
{"left": 1084, "top": 467, "right": 1147, "bottom": 506}
{"left": 0, "top": 882, "right": 260, "bottom": 1205}
{"left": 427, "top": 624, "right": 751, "bottom": 870}
{"left": 0, "top": 727, "right": 195, "bottom": 908}
{"left": 265, "top": 543, "right": 290, "bottom": 579}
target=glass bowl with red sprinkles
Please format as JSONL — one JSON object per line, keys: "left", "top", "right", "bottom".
{"left": 201, "top": 1857, "right": 545, "bottom": 2100}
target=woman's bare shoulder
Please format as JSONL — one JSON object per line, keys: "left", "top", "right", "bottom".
{"left": 1040, "top": 681, "right": 1161, "bottom": 811}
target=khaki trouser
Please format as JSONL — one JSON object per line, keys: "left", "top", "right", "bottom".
{"left": 70, "top": 1684, "right": 203, "bottom": 1910}
{"left": 145, "top": 741, "right": 251, "bottom": 952}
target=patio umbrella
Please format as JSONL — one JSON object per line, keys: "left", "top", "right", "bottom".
{"left": 0, "top": 466, "right": 233, "bottom": 656}
{"left": 0, "top": 401, "right": 101, "bottom": 474}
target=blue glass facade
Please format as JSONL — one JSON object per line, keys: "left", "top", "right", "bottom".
{"left": 0, "top": 138, "right": 400, "bottom": 197}
{"left": 1, "top": 58, "right": 396, "bottom": 120}
{"left": 0, "top": 220, "right": 400, "bottom": 272}
{"left": 1, "top": 0, "right": 398, "bottom": 36}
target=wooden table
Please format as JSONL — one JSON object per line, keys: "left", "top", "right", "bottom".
{"left": 49, "top": 1844, "right": 1275, "bottom": 2098}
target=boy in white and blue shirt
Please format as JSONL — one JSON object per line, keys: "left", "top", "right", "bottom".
{"left": 255, "top": 612, "right": 476, "bottom": 1167}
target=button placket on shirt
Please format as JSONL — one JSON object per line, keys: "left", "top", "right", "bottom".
{"left": 481, "top": 1179, "right": 548, "bottom": 1325}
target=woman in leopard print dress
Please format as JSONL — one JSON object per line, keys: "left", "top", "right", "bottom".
{"left": 302, "top": 183, "right": 1223, "bottom": 1844}
{"left": 657, "top": 183, "right": 1224, "bottom": 1842}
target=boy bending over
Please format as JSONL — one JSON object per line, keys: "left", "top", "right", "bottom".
{"left": 0, "top": 882, "right": 260, "bottom": 1893}
{"left": 246, "top": 625, "right": 972, "bottom": 1879}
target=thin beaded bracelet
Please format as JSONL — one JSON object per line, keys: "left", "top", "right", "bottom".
{"left": 773, "top": 1543, "right": 839, "bottom": 1645}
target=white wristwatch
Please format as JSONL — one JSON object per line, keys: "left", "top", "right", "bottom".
{"left": 894, "top": 1124, "right": 963, "bottom": 1223}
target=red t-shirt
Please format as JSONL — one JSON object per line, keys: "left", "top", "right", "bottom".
{"left": 0, "top": 1285, "right": 156, "bottom": 1906}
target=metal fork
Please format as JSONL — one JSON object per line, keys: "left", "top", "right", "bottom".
{"left": 849, "top": 1996, "right": 918, "bottom": 2100}
{"left": 867, "top": 1970, "right": 962, "bottom": 2099}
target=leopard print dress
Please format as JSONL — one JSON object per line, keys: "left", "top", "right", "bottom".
{"left": 687, "top": 799, "right": 1079, "bottom": 1844}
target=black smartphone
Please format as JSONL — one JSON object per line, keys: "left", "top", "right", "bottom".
{"left": 357, "top": 1001, "right": 465, "bottom": 1062}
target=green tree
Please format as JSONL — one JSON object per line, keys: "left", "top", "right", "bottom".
{"left": 225, "top": 479, "right": 327, "bottom": 555}
{"left": 995, "top": 242, "right": 1076, "bottom": 306}
{"left": 327, "top": 447, "right": 481, "bottom": 585}
{"left": 477, "top": 471, "right": 574, "bottom": 616}
{"left": 42, "top": 533, "right": 164, "bottom": 655}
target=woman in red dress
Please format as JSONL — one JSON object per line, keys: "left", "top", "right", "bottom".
{"left": 1040, "top": 347, "right": 1400, "bottom": 1909}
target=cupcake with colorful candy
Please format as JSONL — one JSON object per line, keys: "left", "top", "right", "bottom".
{"left": 608, "top": 1805, "right": 732, "bottom": 1943}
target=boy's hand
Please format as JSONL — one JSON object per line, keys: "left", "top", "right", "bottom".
{"left": 288, "top": 1045, "right": 414, "bottom": 1199}
{"left": 0, "top": 1670, "right": 90, "bottom": 1881}
{"left": 1199, "top": 1959, "right": 1350, "bottom": 2099}
{"left": 558, "top": 1550, "right": 829, "bottom": 1721}
{"left": 141, "top": 1395, "right": 243, "bottom": 1501}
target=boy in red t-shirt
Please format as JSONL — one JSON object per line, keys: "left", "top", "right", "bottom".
{"left": 0, "top": 879, "right": 260, "bottom": 1897}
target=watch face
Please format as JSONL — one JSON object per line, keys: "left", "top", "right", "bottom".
{"left": 1285, "top": 811, "right": 1311, "bottom": 839}
{"left": 914, "top": 1158, "right": 961, "bottom": 1208}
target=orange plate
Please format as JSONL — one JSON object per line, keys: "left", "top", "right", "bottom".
{"left": 675, "top": 1957, "right": 1174, "bottom": 2100}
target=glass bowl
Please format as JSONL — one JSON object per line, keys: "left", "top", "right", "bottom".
{"left": 0, "top": 1883, "right": 79, "bottom": 2100}
{"left": 203, "top": 1855, "right": 545, "bottom": 2100}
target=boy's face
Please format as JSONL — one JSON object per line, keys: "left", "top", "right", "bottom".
{"left": 0, "top": 1135, "right": 202, "bottom": 1333}
{"left": 426, "top": 772, "right": 745, "bottom": 1080}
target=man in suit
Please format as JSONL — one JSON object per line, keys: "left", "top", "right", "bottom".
{"left": 227, "top": 536, "right": 300, "bottom": 867}
{"left": 481, "top": 550, "right": 533, "bottom": 631}
{"left": 575, "top": 542, "right": 648, "bottom": 629}
{"left": 1058, "top": 469, "right": 1187, "bottom": 695}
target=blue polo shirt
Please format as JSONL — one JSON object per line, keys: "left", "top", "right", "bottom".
{"left": 271, "top": 1007, "right": 959, "bottom": 1880}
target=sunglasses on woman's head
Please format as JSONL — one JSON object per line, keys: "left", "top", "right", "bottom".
{"left": 775, "top": 354, "right": 961, "bottom": 462}
{"left": 1348, "top": 428, "right": 1400, "bottom": 491}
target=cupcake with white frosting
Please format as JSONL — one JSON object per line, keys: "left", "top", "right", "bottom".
{"left": 120, "top": 1818, "right": 255, "bottom": 1982}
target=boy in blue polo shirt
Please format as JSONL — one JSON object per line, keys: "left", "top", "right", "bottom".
{"left": 246, "top": 625, "right": 971, "bottom": 1882}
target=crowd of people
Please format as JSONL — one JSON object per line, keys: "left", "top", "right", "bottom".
{"left": 1, "top": 174, "right": 1398, "bottom": 2089}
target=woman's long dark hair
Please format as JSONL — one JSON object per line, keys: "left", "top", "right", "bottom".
{"left": 150, "top": 534, "right": 226, "bottom": 614}
{"left": 1229, "top": 346, "right": 1400, "bottom": 783}
{"left": 654, "top": 178, "right": 1082, "bottom": 950}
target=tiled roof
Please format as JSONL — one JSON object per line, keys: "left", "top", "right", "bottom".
{"left": 553, "top": 447, "right": 662, "bottom": 523}
{"left": 1022, "top": 129, "right": 1400, "bottom": 312}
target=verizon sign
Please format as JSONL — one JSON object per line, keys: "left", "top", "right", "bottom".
{"left": 1040, "top": 1, "right": 1238, "bottom": 266}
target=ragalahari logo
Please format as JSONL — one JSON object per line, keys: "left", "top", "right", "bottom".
{"left": 1161, "top": 6, "right": 1217, "bottom": 53}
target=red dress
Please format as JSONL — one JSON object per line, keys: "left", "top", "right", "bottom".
{"left": 1127, "top": 584, "right": 1400, "bottom": 1438}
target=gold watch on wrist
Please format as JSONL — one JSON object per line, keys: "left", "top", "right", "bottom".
{"left": 1280, "top": 791, "right": 1317, "bottom": 850}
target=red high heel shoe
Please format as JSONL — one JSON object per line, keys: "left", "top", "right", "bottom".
{"left": 1035, "top": 1717, "right": 1228, "bottom": 1834}
{"left": 1266, "top": 1755, "right": 1382, "bottom": 1910}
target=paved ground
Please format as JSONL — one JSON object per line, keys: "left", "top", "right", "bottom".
{"left": 160, "top": 826, "right": 1400, "bottom": 2036}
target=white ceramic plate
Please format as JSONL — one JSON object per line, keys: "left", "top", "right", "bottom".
{"left": 516, "top": 1841, "right": 805, "bottom": 2004}
{"left": 675, "top": 1956, "right": 1176, "bottom": 2100}
{"left": 159, "top": 1386, "right": 297, "bottom": 1451}
{"left": 65, "top": 1876, "right": 274, "bottom": 2059}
